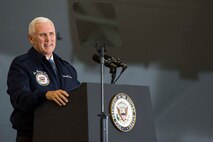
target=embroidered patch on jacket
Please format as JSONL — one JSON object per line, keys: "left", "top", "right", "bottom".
{"left": 61, "top": 74, "right": 72, "bottom": 79}
{"left": 33, "top": 70, "right": 50, "bottom": 86}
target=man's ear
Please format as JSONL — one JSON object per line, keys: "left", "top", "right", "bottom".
{"left": 28, "top": 35, "right": 34, "bottom": 45}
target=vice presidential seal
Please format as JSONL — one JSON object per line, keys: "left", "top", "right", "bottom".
{"left": 34, "top": 70, "right": 50, "bottom": 86}
{"left": 110, "top": 93, "right": 136, "bottom": 132}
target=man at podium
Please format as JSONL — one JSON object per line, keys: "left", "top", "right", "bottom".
{"left": 7, "top": 17, "right": 80, "bottom": 142}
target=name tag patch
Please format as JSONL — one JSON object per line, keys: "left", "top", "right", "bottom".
{"left": 61, "top": 74, "right": 72, "bottom": 79}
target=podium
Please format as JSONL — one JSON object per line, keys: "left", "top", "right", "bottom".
{"left": 33, "top": 83, "right": 157, "bottom": 142}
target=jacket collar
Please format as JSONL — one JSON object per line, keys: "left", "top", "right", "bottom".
{"left": 28, "top": 47, "right": 62, "bottom": 64}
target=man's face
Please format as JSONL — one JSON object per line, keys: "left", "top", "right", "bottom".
{"left": 28, "top": 21, "right": 56, "bottom": 59}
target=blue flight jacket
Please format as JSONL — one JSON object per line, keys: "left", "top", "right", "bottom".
{"left": 7, "top": 47, "right": 80, "bottom": 131}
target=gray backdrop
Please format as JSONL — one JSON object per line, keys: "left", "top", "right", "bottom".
{"left": 0, "top": 0, "right": 213, "bottom": 142}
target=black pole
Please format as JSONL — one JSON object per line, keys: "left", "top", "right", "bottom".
{"left": 96, "top": 42, "right": 109, "bottom": 142}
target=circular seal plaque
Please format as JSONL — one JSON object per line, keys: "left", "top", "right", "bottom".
{"left": 110, "top": 93, "right": 136, "bottom": 132}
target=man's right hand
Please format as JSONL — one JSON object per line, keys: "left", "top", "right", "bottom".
{"left": 45, "top": 89, "right": 69, "bottom": 106}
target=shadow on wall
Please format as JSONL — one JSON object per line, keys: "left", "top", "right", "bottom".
{"left": 68, "top": 0, "right": 213, "bottom": 79}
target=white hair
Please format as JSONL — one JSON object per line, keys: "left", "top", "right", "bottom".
{"left": 28, "top": 17, "right": 55, "bottom": 34}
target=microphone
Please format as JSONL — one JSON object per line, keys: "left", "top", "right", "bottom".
{"left": 104, "top": 55, "right": 127, "bottom": 69}
{"left": 92, "top": 54, "right": 117, "bottom": 69}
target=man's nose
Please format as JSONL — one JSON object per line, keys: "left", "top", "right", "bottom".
{"left": 45, "top": 35, "right": 51, "bottom": 41}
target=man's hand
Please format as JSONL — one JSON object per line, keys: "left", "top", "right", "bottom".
{"left": 45, "top": 89, "right": 69, "bottom": 106}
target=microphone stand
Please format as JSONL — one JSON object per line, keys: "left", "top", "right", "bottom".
{"left": 96, "top": 42, "right": 109, "bottom": 142}
{"left": 110, "top": 67, "right": 117, "bottom": 84}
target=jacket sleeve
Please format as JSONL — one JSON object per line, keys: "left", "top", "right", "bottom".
{"left": 7, "top": 59, "right": 47, "bottom": 112}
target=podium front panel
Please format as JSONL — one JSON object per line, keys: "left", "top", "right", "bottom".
{"left": 33, "top": 83, "right": 157, "bottom": 142}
